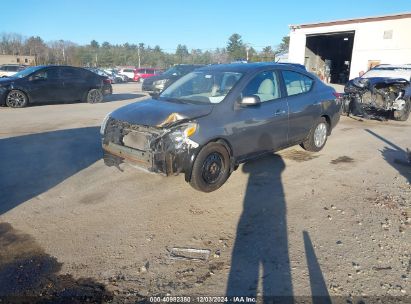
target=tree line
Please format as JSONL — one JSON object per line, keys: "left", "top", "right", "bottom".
{"left": 0, "top": 32, "right": 289, "bottom": 68}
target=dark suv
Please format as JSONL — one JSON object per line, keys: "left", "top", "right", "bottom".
{"left": 101, "top": 63, "right": 341, "bottom": 192}
{"left": 142, "top": 64, "right": 204, "bottom": 95}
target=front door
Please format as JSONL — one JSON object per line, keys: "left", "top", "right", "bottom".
{"left": 28, "top": 67, "right": 61, "bottom": 103}
{"left": 231, "top": 70, "right": 289, "bottom": 158}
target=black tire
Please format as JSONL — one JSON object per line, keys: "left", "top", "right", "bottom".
{"left": 393, "top": 98, "right": 411, "bottom": 121}
{"left": 86, "top": 89, "right": 103, "bottom": 103}
{"left": 189, "top": 142, "right": 231, "bottom": 192}
{"left": 6, "top": 89, "right": 28, "bottom": 108}
{"left": 301, "top": 117, "right": 329, "bottom": 152}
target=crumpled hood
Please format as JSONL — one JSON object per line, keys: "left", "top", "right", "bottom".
{"left": 110, "top": 98, "right": 214, "bottom": 128}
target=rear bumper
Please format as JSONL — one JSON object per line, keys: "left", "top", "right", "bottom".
{"left": 102, "top": 84, "right": 112, "bottom": 95}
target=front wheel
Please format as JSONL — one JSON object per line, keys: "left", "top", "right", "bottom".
{"left": 189, "top": 142, "right": 231, "bottom": 192}
{"left": 86, "top": 89, "right": 103, "bottom": 103}
{"left": 301, "top": 117, "right": 329, "bottom": 152}
{"left": 393, "top": 98, "right": 411, "bottom": 121}
{"left": 6, "top": 90, "right": 28, "bottom": 108}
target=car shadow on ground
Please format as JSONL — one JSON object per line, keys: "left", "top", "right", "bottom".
{"left": 0, "top": 222, "right": 112, "bottom": 302}
{"left": 104, "top": 93, "right": 146, "bottom": 102}
{"left": 365, "top": 129, "right": 411, "bottom": 183}
{"left": 0, "top": 127, "right": 101, "bottom": 215}
{"left": 226, "top": 154, "right": 331, "bottom": 302}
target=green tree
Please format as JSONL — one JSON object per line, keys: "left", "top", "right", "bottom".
{"left": 90, "top": 40, "right": 99, "bottom": 49}
{"left": 261, "top": 46, "right": 275, "bottom": 62}
{"left": 276, "top": 36, "right": 290, "bottom": 55}
{"left": 175, "top": 44, "right": 189, "bottom": 63}
{"left": 226, "top": 33, "right": 246, "bottom": 60}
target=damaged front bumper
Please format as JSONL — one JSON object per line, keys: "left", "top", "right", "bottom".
{"left": 101, "top": 117, "right": 199, "bottom": 179}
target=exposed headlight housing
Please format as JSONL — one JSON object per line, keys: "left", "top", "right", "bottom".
{"left": 100, "top": 112, "right": 111, "bottom": 135}
{"left": 168, "top": 123, "right": 198, "bottom": 149}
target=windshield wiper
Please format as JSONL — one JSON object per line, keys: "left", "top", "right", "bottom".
{"left": 160, "top": 97, "right": 187, "bottom": 104}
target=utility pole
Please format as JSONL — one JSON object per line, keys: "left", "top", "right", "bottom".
{"left": 245, "top": 43, "right": 250, "bottom": 62}
{"left": 137, "top": 47, "right": 141, "bottom": 68}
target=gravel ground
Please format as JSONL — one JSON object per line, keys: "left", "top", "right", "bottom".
{"left": 0, "top": 83, "right": 410, "bottom": 303}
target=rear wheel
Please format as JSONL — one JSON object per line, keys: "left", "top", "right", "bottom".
{"left": 86, "top": 89, "right": 103, "bottom": 103}
{"left": 189, "top": 142, "right": 231, "bottom": 192}
{"left": 393, "top": 98, "right": 411, "bottom": 121}
{"left": 301, "top": 117, "right": 329, "bottom": 152}
{"left": 6, "top": 90, "right": 28, "bottom": 108}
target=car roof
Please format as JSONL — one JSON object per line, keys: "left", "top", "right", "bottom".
{"left": 196, "top": 62, "right": 306, "bottom": 73}
{"left": 31, "top": 65, "right": 86, "bottom": 70}
{"left": 373, "top": 64, "right": 411, "bottom": 69}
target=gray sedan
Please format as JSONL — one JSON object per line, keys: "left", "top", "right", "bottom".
{"left": 101, "top": 63, "right": 341, "bottom": 192}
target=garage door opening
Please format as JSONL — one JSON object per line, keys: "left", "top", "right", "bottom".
{"left": 304, "top": 32, "right": 355, "bottom": 84}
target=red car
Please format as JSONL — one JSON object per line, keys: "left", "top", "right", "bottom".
{"left": 134, "top": 68, "right": 162, "bottom": 82}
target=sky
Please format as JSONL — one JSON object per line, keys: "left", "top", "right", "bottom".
{"left": 1, "top": 0, "right": 411, "bottom": 51}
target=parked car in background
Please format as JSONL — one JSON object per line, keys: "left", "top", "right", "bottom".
{"left": 118, "top": 68, "right": 135, "bottom": 81}
{"left": 0, "top": 65, "right": 112, "bottom": 108}
{"left": 86, "top": 68, "right": 118, "bottom": 84}
{"left": 101, "top": 63, "right": 341, "bottom": 192}
{"left": 342, "top": 64, "right": 411, "bottom": 121}
{"left": 142, "top": 64, "right": 204, "bottom": 95}
{"left": 104, "top": 69, "right": 127, "bottom": 83}
{"left": 133, "top": 68, "right": 162, "bottom": 82}
{"left": 0, "top": 64, "right": 26, "bottom": 78}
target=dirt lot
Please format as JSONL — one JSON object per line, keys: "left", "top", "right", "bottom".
{"left": 0, "top": 83, "right": 410, "bottom": 302}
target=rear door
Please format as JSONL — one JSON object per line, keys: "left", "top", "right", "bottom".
{"left": 231, "top": 69, "right": 289, "bottom": 157}
{"left": 281, "top": 70, "right": 319, "bottom": 144}
{"left": 60, "top": 67, "right": 86, "bottom": 101}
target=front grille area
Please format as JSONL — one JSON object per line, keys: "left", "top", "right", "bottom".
{"left": 104, "top": 118, "right": 162, "bottom": 151}
{"left": 122, "top": 131, "right": 150, "bottom": 151}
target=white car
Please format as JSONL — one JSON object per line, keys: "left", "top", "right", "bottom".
{"left": 104, "top": 69, "right": 127, "bottom": 82}
{"left": 0, "top": 65, "right": 26, "bottom": 77}
{"left": 362, "top": 64, "right": 411, "bottom": 81}
{"left": 118, "top": 68, "right": 136, "bottom": 81}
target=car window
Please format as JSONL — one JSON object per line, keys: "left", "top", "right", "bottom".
{"left": 282, "top": 70, "right": 313, "bottom": 96}
{"left": 61, "top": 68, "right": 81, "bottom": 79}
{"left": 31, "top": 70, "right": 47, "bottom": 80}
{"left": 241, "top": 70, "right": 281, "bottom": 102}
{"left": 161, "top": 71, "right": 243, "bottom": 104}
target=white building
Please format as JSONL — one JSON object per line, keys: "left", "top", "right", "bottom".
{"left": 288, "top": 12, "right": 411, "bottom": 83}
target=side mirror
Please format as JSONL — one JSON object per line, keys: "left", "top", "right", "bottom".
{"left": 240, "top": 95, "right": 261, "bottom": 106}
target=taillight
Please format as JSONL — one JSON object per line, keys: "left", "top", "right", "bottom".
{"left": 103, "top": 79, "right": 111, "bottom": 84}
{"left": 333, "top": 92, "right": 343, "bottom": 98}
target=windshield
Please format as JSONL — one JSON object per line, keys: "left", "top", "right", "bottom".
{"left": 363, "top": 66, "right": 411, "bottom": 80}
{"left": 162, "top": 66, "right": 180, "bottom": 76}
{"left": 160, "top": 71, "right": 243, "bottom": 104}
{"left": 11, "top": 66, "right": 44, "bottom": 79}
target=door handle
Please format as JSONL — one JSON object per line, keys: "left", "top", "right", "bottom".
{"left": 274, "top": 109, "right": 287, "bottom": 116}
